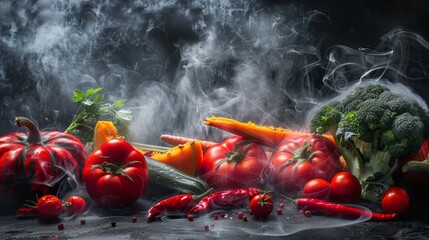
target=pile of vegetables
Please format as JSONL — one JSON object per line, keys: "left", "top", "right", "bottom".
{"left": 310, "top": 82, "right": 429, "bottom": 202}
{"left": 1, "top": 83, "right": 429, "bottom": 225}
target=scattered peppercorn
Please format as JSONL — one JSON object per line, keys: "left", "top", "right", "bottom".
{"left": 277, "top": 208, "right": 283, "bottom": 215}
{"left": 237, "top": 211, "right": 244, "bottom": 219}
{"left": 80, "top": 219, "right": 86, "bottom": 225}
{"left": 220, "top": 212, "right": 226, "bottom": 218}
{"left": 131, "top": 216, "right": 138, "bottom": 223}
{"left": 204, "top": 224, "right": 210, "bottom": 231}
{"left": 213, "top": 214, "right": 219, "bottom": 220}
{"left": 57, "top": 223, "right": 64, "bottom": 230}
{"left": 279, "top": 203, "right": 284, "bottom": 208}
{"left": 242, "top": 216, "right": 248, "bottom": 222}
{"left": 111, "top": 221, "right": 116, "bottom": 227}
{"left": 304, "top": 210, "right": 312, "bottom": 217}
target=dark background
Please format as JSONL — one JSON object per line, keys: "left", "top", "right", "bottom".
{"left": 1, "top": 0, "right": 429, "bottom": 142}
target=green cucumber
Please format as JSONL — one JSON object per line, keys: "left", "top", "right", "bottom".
{"left": 143, "top": 157, "right": 210, "bottom": 199}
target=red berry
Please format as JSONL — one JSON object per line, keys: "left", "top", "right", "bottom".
{"left": 279, "top": 203, "right": 284, "bottom": 208}
{"left": 188, "top": 214, "right": 194, "bottom": 222}
{"left": 204, "top": 224, "right": 210, "bottom": 231}
{"left": 237, "top": 211, "right": 244, "bottom": 219}
{"left": 304, "top": 210, "right": 312, "bottom": 217}
{"left": 213, "top": 214, "right": 219, "bottom": 220}
{"left": 131, "top": 216, "right": 138, "bottom": 223}
{"left": 57, "top": 223, "right": 64, "bottom": 230}
{"left": 277, "top": 208, "right": 283, "bottom": 215}
{"left": 220, "top": 212, "right": 226, "bottom": 218}
{"left": 242, "top": 216, "right": 248, "bottom": 222}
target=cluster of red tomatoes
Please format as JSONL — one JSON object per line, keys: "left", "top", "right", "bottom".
{"left": 198, "top": 134, "right": 410, "bottom": 216}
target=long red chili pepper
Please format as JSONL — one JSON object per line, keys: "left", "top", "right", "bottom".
{"left": 283, "top": 196, "right": 396, "bottom": 221}
{"left": 187, "top": 187, "right": 260, "bottom": 217}
{"left": 147, "top": 188, "right": 212, "bottom": 223}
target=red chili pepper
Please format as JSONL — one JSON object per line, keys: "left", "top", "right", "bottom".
{"left": 283, "top": 196, "right": 396, "bottom": 221}
{"left": 16, "top": 207, "right": 38, "bottom": 219}
{"left": 187, "top": 187, "right": 260, "bottom": 216}
{"left": 146, "top": 189, "right": 212, "bottom": 223}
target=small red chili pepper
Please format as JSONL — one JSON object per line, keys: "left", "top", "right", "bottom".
{"left": 187, "top": 187, "right": 260, "bottom": 217}
{"left": 16, "top": 207, "right": 38, "bottom": 219}
{"left": 283, "top": 196, "right": 396, "bottom": 221}
{"left": 146, "top": 189, "right": 212, "bottom": 223}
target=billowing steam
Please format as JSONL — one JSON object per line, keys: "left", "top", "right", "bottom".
{"left": 1, "top": 1, "right": 428, "bottom": 142}
{"left": 1, "top": 0, "right": 429, "bottom": 234}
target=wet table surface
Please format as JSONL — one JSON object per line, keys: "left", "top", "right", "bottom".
{"left": 1, "top": 197, "right": 428, "bottom": 240}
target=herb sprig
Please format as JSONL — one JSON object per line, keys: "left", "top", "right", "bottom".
{"left": 65, "top": 87, "right": 132, "bottom": 146}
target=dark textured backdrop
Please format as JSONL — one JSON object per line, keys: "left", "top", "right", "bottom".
{"left": 1, "top": 0, "right": 429, "bottom": 144}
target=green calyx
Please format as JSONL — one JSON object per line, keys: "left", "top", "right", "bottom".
{"left": 279, "top": 138, "right": 318, "bottom": 174}
{"left": 90, "top": 159, "right": 141, "bottom": 182}
{"left": 214, "top": 141, "right": 254, "bottom": 171}
{"left": 257, "top": 193, "right": 273, "bottom": 207}
{"left": 214, "top": 149, "right": 245, "bottom": 171}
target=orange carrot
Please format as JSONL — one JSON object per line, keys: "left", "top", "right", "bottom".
{"left": 204, "top": 116, "right": 336, "bottom": 148}
{"left": 160, "top": 134, "right": 217, "bottom": 152}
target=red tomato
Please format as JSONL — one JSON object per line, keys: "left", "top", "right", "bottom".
{"left": 382, "top": 187, "right": 410, "bottom": 215}
{"left": 200, "top": 136, "right": 268, "bottom": 190}
{"left": 249, "top": 193, "right": 274, "bottom": 218}
{"left": 82, "top": 139, "right": 149, "bottom": 207}
{"left": 37, "top": 195, "right": 63, "bottom": 220}
{"left": 302, "top": 178, "right": 331, "bottom": 200}
{"left": 64, "top": 196, "right": 87, "bottom": 216}
{"left": 270, "top": 134, "right": 341, "bottom": 193}
{"left": 330, "top": 172, "right": 361, "bottom": 202}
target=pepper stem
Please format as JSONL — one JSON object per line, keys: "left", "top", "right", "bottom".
{"left": 280, "top": 194, "right": 298, "bottom": 204}
{"left": 402, "top": 160, "right": 429, "bottom": 173}
{"left": 193, "top": 188, "right": 213, "bottom": 201}
{"left": 14, "top": 116, "right": 42, "bottom": 145}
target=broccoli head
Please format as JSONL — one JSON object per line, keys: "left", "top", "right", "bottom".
{"left": 310, "top": 82, "right": 429, "bottom": 202}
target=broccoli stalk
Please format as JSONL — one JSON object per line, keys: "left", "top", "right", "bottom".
{"left": 310, "top": 83, "right": 429, "bottom": 202}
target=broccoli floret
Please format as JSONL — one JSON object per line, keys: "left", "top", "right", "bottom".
{"left": 382, "top": 113, "right": 425, "bottom": 156}
{"left": 310, "top": 101, "right": 342, "bottom": 135}
{"left": 310, "top": 82, "right": 429, "bottom": 202}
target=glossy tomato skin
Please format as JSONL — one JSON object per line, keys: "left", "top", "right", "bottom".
{"left": 82, "top": 139, "right": 149, "bottom": 207}
{"left": 249, "top": 193, "right": 274, "bottom": 218}
{"left": 270, "top": 135, "right": 341, "bottom": 193}
{"left": 382, "top": 187, "right": 410, "bottom": 215}
{"left": 37, "top": 195, "right": 63, "bottom": 220}
{"left": 64, "top": 196, "right": 87, "bottom": 216}
{"left": 200, "top": 136, "right": 268, "bottom": 190}
{"left": 302, "top": 178, "right": 331, "bottom": 200}
{"left": 330, "top": 171, "right": 362, "bottom": 203}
